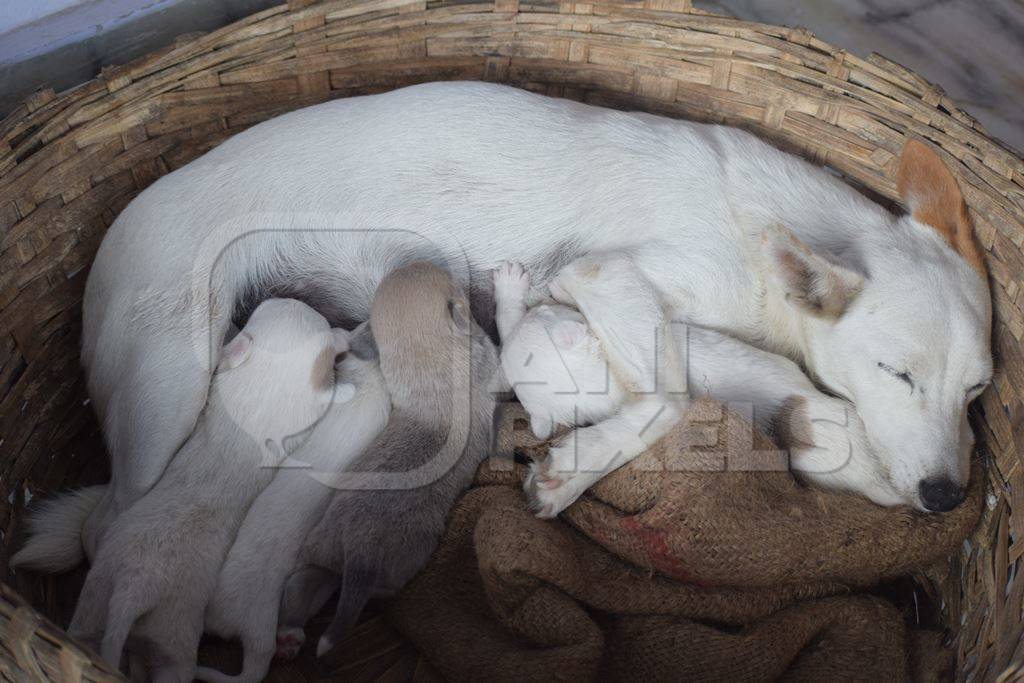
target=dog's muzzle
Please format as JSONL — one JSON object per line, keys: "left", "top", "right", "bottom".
{"left": 918, "top": 477, "right": 966, "bottom": 512}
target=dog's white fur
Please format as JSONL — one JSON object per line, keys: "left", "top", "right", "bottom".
{"left": 67, "top": 299, "right": 350, "bottom": 681}
{"left": 82, "top": 81, "right": 991, "bottom": 516}
{"left": 197, "top": 339, "right": 390, "bottom": 683}
{"left": 495, "top": 260, "right": 902, "bottom": 515}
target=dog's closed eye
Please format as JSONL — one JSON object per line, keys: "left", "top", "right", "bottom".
{"left": 877, "top": 362, "right": 914, "bottom": 391}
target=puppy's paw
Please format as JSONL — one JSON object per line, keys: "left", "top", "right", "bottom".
{"left": 275, "top": 627, "right": 305, "bottom": 661}
{"left": 493, "top": 261, "right": 531, "bottom": 302}
{"left": 523, "top": 461, "right": 561, "bottom": 518}
{"left": 523, "top": 458, "right": 590, "bottom": 519}
{"left": 333, "top": 382, "right": 356, "bottom": 404}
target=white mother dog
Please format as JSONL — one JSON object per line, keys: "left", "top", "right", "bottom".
{"left": 83, "top": 82, "right": 991, "bottom": 518}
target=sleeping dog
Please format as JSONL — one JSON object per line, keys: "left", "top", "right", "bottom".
{"left": 81, "top": 82, "right": 991, "bottom": 517}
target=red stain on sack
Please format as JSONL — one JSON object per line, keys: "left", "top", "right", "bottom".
{"left": 621, "top": 515, "right": 709, "bottom": 587}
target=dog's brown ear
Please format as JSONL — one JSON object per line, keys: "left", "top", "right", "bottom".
{"left": 765, "top": 224, "right": 863, "bottom": 320}
{"left": 897, "top": 139, "right": 985, "bottom": 276}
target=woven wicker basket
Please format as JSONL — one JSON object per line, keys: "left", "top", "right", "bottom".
{"left": 1, "top": 0, "right": 1022, "bottom": 680}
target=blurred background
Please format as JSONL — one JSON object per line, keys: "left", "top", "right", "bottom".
{"left": 1, "top": 0, "right": 1022, "bottom": 151}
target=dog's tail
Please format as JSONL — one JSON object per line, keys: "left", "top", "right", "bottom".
{"left": 10, "top": 485, "right": 106, "bottom": 573}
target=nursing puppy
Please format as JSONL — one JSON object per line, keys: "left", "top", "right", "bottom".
{"left": 492, "top": 261, "right": 628, "bottom": 441}
{"left": 494, "top": 260, "right": 901, "bottom": 514}
{"left": 282, "top": 262, "right": 500, "bottom": 660}
{"left": 67, "top": 299, "right": 351, "bottom": 682}
{"left": 196, "top": 324, "right": 390, "bottom": 683}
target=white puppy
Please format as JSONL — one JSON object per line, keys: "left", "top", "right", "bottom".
{"left": 66, "top": 299, "right": 351, "bottom": 682}
{"left": 493, "top": 261, "right": 901, "bottom": 515}
{"left": 197, "top": 324, "right": 390, "bottom": 683}
{"left": 492, "top": 261, "right": 628, "bottom": 440}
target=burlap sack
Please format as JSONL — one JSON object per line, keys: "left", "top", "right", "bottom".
{"left": 391, "top": 399, "right": 981, "bottom": 682}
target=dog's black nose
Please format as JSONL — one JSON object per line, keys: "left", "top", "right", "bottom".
{"left": 918, "top": 478, "right": 966, "bottom": 512}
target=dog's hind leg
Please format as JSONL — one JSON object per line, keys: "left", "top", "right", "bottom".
{"left": 316, "top": 563, "right": 374, "bottom": 659}
{"left": 195, "top": 592, "right": 279, "bottom": 683}
{"left": 150, "top": 663, "right": 195, "bottom": 683}
{"left": 276, "top": 566, "right": 340, "bottom": 660}
{"left": 99, "top": 324, "right": 219, "bottom": 510}
{"left": 68, "top": 566, "right": 117, "bottom": 655}
{"left": 100, "top": 583, "right": 153, "bottom": 670}
{"left": 85, "top": 276, "right": 235, "bottom": 511}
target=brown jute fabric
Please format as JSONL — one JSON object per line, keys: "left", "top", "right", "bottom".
{"left": 391, "top": 399, "right": 982, "bottom": 682}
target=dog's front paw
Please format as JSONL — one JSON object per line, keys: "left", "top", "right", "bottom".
{"left": 523, "top": 456, "right": 591, "bottom": 519}
{"left": 493, "top": 261, "right": 531, "bottom": 302}
{"left": 275, "top": 627, "right": 305, "bottom": 661}
{"left": 523, "top": 461, "right": 565, "bottom": 519}
{"left": 780, "top": 395, "right": 905, "bottom": 506}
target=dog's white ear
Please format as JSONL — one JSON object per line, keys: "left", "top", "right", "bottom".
{"left": 331, "top": 328, "right": 350, "bottom": 354}
{"left": 897, "top": 139, "right": 985, "bottom": 276}
{"left": 765, "top": 224, "right": 863, "bottom": 320}
{"left": 217, "top": 331, "right": 253, "bottom": 372}
{"left": 551, "top": 320, "right": 587, "bottom": 349}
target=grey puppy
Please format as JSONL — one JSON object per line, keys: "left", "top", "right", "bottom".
{"left": 280, "top": 262, "right": 501, "bottom": 660}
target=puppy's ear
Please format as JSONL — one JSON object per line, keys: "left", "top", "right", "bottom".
{"left": 331, "top": 328, "right": 350, "bottom": 354}
{"left": 217, "top": 331, "right": 253, "bottom": 372}
{"left": 551, "top": 320, "right": 587, "bottom": 349}
{"left": 897, "top": 139, "right": 985, "bottom": 276}
{"left": 325, "top": 383, "right": 356, "bottom": 405}
{"left": 765, "top": 224, "right": 863, "bottom": 320}
{"left": 531, "top": 414, "right": 554, "bottom": 440}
